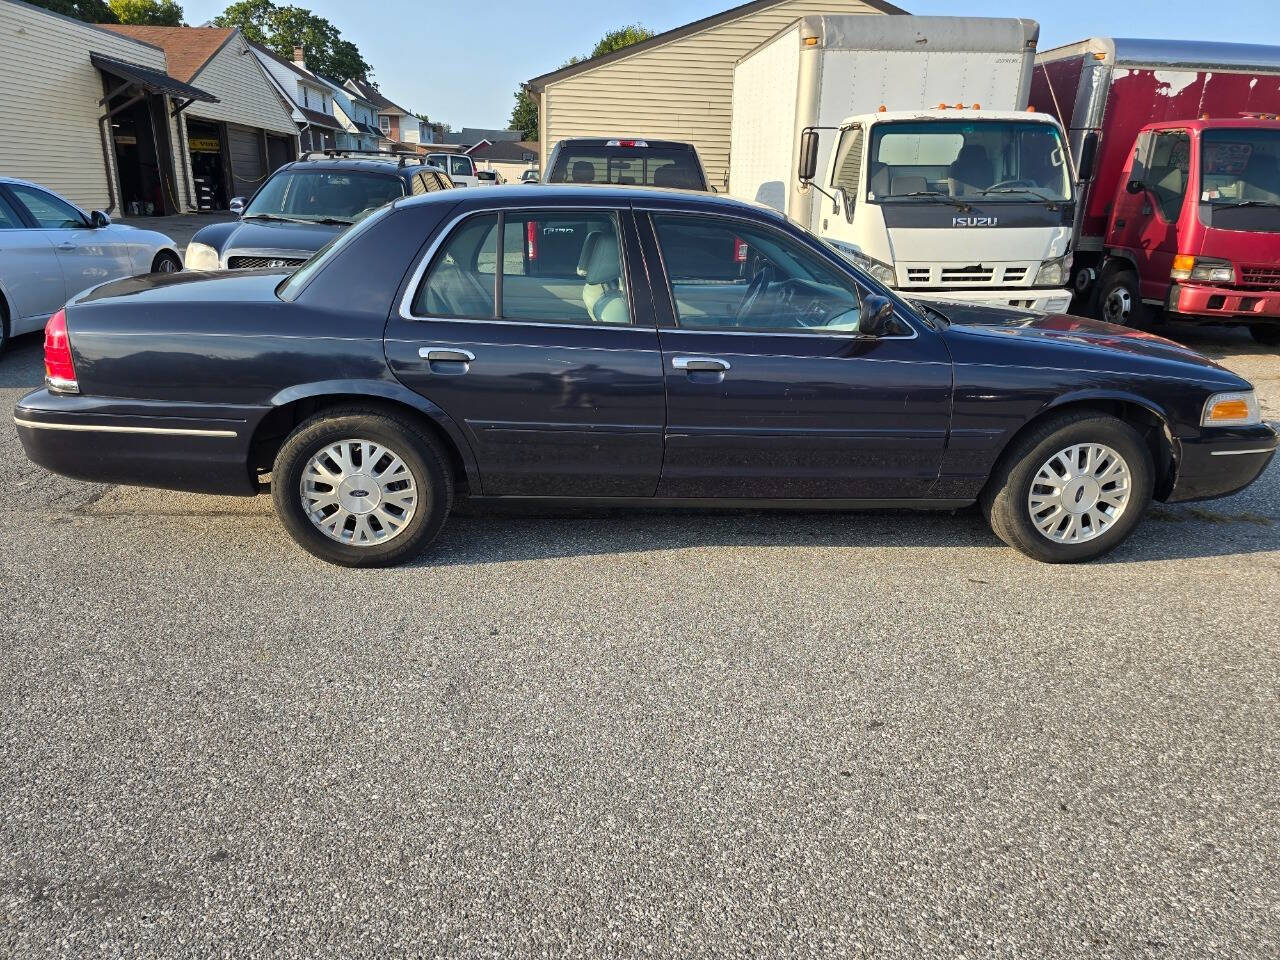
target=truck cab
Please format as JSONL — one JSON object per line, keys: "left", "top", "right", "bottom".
{"left": 805, "top": 109, "right": 1075, "bottom": 313}
{"left": 1098, "top": 117, "right": 1280, "bottom": 344}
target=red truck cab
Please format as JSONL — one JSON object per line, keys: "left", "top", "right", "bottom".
{"left": 1098, "top": 117, "right": 1280, "bottom": 343}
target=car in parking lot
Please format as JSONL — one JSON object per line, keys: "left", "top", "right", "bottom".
{"left": 427, "top": 153, "right": 479, "bottom": 187}
{"left": 544, "top": 138, "right": 710, "bottom": 190}
{"left": 0, "top": 177, "right": 180, "bottom": 352}
{"left": 14, "top": 185, "right": 1276, "bottom": 567}
{"left": 184, "top": 154, "right": 452, "bottom": 271}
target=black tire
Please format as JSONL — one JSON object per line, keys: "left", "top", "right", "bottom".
{"left": 1095, "top": 268, "right": 1145, "bottom": 328}
{"left": 981, "top": 411, "right": 1154, "bottom": 563}
{"left": 151, "top": 250, "right": 182, "bottom": 274}
{"left": 271, "top": 406, "right": 453, "bottom": 567}
{"left": 1250, "top": 325, "right": 1280, "bottom": 346}
{"left": 0, "top": 295, "right": 8, "bottom": 359}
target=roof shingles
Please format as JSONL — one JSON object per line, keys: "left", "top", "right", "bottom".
{"left": 99, "top": 24, "right": 234, "bottom": 83}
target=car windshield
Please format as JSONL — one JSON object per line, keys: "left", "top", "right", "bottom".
{"left": 548, "top": 145, "right": 706, "bottom": 189}
{"left": 244, "top": 170, "right": 404, "bottom": 223}
{"left": 866, "top": 120, "right": 1071, "bottom": 202}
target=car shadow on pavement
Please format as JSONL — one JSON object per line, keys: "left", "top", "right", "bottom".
{"left": 0, "top": 335, "right": 43, "bottom": 388}
{"left": 412, "top": 499, "right": 1279, "bottom": 568}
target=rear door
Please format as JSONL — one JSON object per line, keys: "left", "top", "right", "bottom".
{"left": 385, "top": 205, "right": 665, "bottom": 496}
{"left": 640, "top": 209, "right": 953, "bottom": 499}
{"left": 0, "top": 186, "right": 64, "bottom": 330}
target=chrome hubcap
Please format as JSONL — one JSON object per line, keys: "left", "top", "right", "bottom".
{"left": 1028, "top": 443, "right": 1132, "bottom": 544}
{"left": 300, "top": 439, "right": 417, "bottom": 546}
{"left": 1104, "top": 287, "right": 1132, "bottom": 324}
{"left": 157, "top": 257, "right": 178, "bottom": 273}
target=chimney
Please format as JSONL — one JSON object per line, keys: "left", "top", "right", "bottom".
{"left": 292, "top": 45, "right": 305, "bottom": 67}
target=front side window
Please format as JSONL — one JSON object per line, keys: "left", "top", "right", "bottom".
{"left": 652, "top": 214, "right": 870, "bottom": 334}
{"left": 1145, "top": 130, "right": 1191, "bottom": 221}
{"left": 414, "top": 211, "right": 630, "bottom": 325}
{"left": 866, "top": 120, "right": 1071, "bottom": 203}
{"left": 7, "top": 184, "right": 86, "bottom": 228}
{"left": 244, "top": 170, "right": 404, "bottom": 223}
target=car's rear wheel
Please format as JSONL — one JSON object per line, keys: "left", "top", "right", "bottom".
{"left": 271, "top": 407, "right": 453, "bottom": 567}
{"left": 151, "top": 251, "right": 182, "bottom": 274}
{"left": 1250, "top": 324, "right": 1280, "bottom": 346}
{"left": 1096, "top": 268, "right": 1145, "bottom": 328}
{"left": 981, "top": 412, "right": 1154, "bottom": 563}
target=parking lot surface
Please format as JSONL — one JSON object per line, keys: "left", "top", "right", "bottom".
{"left": 1, "top": 324, "right": 1278, "bottom": 958}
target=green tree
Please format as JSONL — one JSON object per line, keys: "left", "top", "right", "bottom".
{"left": 24, "top": 0, "right": 118, "bottom": 22}
{"left": 213, "top": 0, "right": 371, "bottom": 83}
{"left": 589, "top": 23, "right": 654, "bottom": 58}
{"left": 509, "top": 88, "right": 537, "bottom": 141}
{"left": 108, "top": 0, "right": 184, "bottom": 24}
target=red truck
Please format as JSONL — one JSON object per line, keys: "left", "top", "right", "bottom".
{"left": 1032, "top": 38, "right": 1280, "bottom": 344}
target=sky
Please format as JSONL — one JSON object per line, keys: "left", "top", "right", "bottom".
{"left": 181, "top": 0, "right": 1280, "bottom": 131}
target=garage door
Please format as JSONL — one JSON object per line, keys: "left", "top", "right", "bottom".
{"left": 226, "top": 124, "right": 265, "bottom": 200}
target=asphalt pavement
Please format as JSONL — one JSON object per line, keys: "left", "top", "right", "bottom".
{"left": 1, "top": 323, "right": 1277, "bottom": 958}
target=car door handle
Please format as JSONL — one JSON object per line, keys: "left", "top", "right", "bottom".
{"left": 56, "top": 242, "right": 76, "bottom": 251}
{"left": 418, "top": 347, "right": 475, "bottom": 363}
{"left": 672, "top": 356, "right": 730, "bottom": 372}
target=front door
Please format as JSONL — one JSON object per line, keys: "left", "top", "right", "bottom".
{"left": 6, "top": 182, "right": 132, "bottom": 301}
{"left": 642, "top": 211, "right": 953, "bottom": 499}
{"left": 1110, "top": 129, "right": 1190, "bottom": 303}
{"left": 385, "top": 207, "right": 665, "bottom": 497}
{"left": 0, "top": 187, "right": 64, "bottom": 329}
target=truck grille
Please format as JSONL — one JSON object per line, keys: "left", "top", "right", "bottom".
{"left": 899, "top": 262, "right": 1037, "bottom": 288}
{"left": 1240, "top": 265, "right": 1280, "bottom": 291}
{"left": 227, "top": 255, "right": 307, "bottom": 270}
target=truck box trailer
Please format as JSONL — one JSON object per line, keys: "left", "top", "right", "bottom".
{"left": 731, "top": 16, "right": 1075, "bottom": 312}
{"left": 1032, "top": 38, "right": 1280, "bottom": 341}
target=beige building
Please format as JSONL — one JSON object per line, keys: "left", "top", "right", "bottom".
{"left": 526, "top": 0, "right": 904, "bottom": 189}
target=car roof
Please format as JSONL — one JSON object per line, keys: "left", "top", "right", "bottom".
{"left": 394, "top": 183, "right": 785, "bottom": 221}
{"left": 552, "top": 138, "right": 698, "bottom": 150}
{"left": 279, "top": 157, "right": 447, "bottom": 179}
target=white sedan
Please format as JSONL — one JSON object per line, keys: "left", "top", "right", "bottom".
{"left": 0, "top": 177, "right": 181, "bottom": 353}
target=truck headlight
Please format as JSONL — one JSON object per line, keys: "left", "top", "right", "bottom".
{"left": 1172, "top": 255, "right": 1234, "bottom": 284}
{"left": 184, "top": 241, "right": 219, "bottom": 271}
{"left": 1201, "top": 391, "right": 1260, "bottom": 427}
{"left": 1034, "top": 254, "right": 1071, "bottom": 286}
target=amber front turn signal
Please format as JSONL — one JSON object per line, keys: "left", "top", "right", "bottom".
{"left": 1201, "top": 392, "right": 1260, "bottom": 427}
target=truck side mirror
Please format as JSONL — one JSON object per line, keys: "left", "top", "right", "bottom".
{"left": 1125, "top": 179, "right": 1145, "bottom": 195}
{"left": 1078, "top": 132, "right": 1098, "bottom": 181}
{"left": 858, "top": 294, "right": 896, "bottom": 336}
{"left": 798, "top": 128, "right": 820, "bottom": 183}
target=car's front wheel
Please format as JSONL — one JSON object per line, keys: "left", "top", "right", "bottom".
{"left": 271, "top": 407, "right": 453, "bottom": 567}
{"left": 981, "top": 412, "right": 1154, "bottom": 563}
{"left": 151, "top": 251, "right": 182, "bottom": 274}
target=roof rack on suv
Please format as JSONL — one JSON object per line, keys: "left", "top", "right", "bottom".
{"left": 298, "top": 149, "right": 431, "bottom": 167}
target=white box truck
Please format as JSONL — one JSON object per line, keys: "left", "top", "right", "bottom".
{"left": 731, "top": 16, "right": 1075, "bottom": 312}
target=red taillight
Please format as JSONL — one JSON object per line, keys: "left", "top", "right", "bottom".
{"left": 733, "top": 236, "right": 748, "bottom": 263}
{"left": 44, "top": 309, "right": 79, "bottom": 394}
{"left": 526, "top": 220, "right": 538, "bottom": 260}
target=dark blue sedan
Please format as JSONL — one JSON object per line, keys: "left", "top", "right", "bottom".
{"left": 14, "top": 186, "right": 1277, "bottom": 566}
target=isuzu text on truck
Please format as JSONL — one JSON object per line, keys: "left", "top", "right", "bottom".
{"left": 1033, "top": 37, "right": 1280, "bottom": 344}
{"left": 731, "top": 16, "right": 1075, "bottom": 313}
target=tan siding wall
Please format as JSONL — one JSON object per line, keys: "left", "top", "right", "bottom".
{"left": 541, "top": 0, "right": 888, "bottom": 187}
{"left": 0, "top": 1, "right": 168, "bottom": 211}
{"left": 184, "top": 35, "right": 298, "bottom": 136}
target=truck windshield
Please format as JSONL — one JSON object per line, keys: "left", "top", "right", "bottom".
{"left": 865, "top": 120, "right": 1071, "bottom": 203}
{"left": 1199, "top": 128, "right": 1280, "bottom": 232}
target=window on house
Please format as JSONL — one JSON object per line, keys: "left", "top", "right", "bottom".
{"left": 379, "top": 116, "right": 391, "bottom": 133}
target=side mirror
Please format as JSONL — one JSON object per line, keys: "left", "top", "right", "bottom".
{"left": 90, "top": 210, "right": 110, "bottom": 228}
{"left": 858, "top": 294, "right": 896, "bottom": 336}
{"left": 229, "top": 197, "right": 246, "bottom": 216}
{"left": 1078, "top": 132, "right": 1099, "bottom": 181}
{"left": 798, "top": 128, "right": 820, "bottom": 183}
{"left": 1125, "top": 179, "right": 1145, "bottom": 195}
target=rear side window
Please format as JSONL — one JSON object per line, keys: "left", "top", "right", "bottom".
{"left": 412, "top": 210, "right": 630, "bottom": 325}
{"left": 449, "top": 156, "right": 473, "bottom": 178}
{"left": 0, "top": 191, "right": 23, "bottom": 229}
{"left": 549, "top": 145, "right": 705, "bottom": 189}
